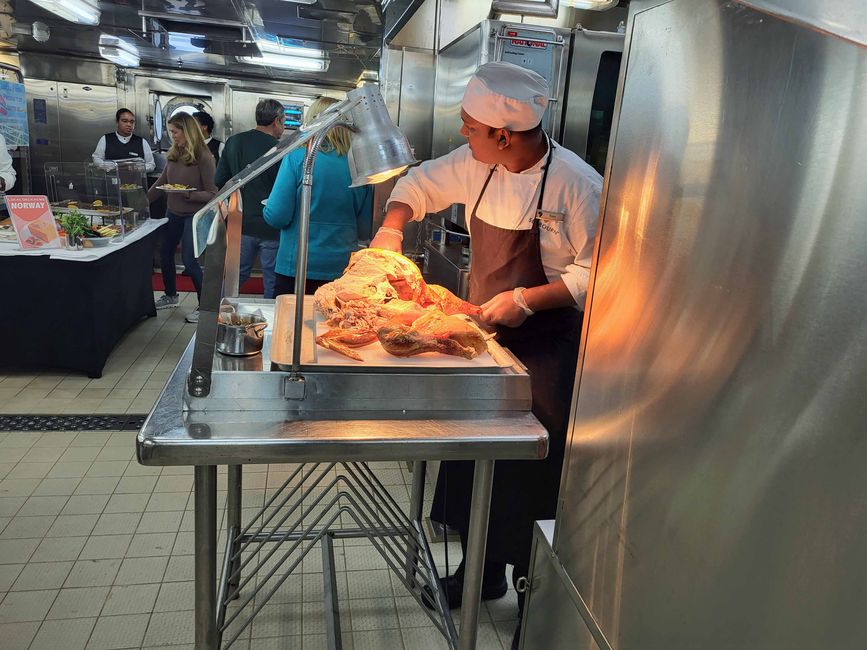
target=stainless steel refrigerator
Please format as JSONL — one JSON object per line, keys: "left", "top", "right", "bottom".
{"left": 520, "top": 0, "right": 867, "bottom": 648}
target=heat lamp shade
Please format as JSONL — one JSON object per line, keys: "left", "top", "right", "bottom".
{"left": 345, "top": 85, "right": 417, "bottom": 187}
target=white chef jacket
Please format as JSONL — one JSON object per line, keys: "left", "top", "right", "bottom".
{"left": 204, "top": 137, "right": 225, "bottom": 158}
{"left": 92, "top": 133, "right": 156, "bottom": 172}
{"left": 0, "top": 132, "right": 16, "bottom": 191}
{"left": 388, "top": 142, "right": 602, "bottom": 308}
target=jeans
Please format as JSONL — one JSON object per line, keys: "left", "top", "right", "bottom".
{"left": 239, "top": 235, "right": 279, "bottom": 299}
{"left": 160, "top": 210, "right": 202, "bottom": 298}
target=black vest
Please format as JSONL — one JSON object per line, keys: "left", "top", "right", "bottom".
{"left": 206, "top": 138, "right": 222, "bottom": 164}
{"left": 104, "top": 133, "right": 146, "bottom": 161}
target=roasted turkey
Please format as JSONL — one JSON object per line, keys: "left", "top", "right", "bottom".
{"left": 313, "top": 248, "right": 485, "bottom": 361}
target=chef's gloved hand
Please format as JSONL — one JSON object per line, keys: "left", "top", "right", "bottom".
{"left": 369, "top": 226, "right": 404, "bottom": 253}
{"left": 480, "top": 290, "right": 529, "bottom": 328}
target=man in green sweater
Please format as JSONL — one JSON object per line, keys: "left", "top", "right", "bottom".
{"left": 215, "top": 98, "right": 285, "bottom": 297}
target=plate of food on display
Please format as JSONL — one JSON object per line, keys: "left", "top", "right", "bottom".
{"left": 157, "top": 184, "right": 196, "bottom": 193}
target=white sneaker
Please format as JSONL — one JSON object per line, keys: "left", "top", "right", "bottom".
{"left": 155, "top": 294, "right": 179, "bottom": 310}
{"left": 185, "top": 309, "right": 200, "bottom": 324}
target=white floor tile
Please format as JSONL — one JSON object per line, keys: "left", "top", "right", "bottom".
{"left": 9, "top": 561, "right": 73, "bottom": 591}
{"left": 142, "top": 610, "right": 195, "bottom": 646}
{"left": 101, "top": 583, "right": 160, "bottom": 616}
{"left": 0, "top": 588, "right": 58, "bottom": 623}
{"left": 46, "top": 585, "right": 110, "bottom": 619}
{"left": 30, "top": 617, "right": 96, "bottom": 650}
{"left": 86, "top": 612, "right": 150, "bottom": 650}
{"left": 0, "top": 621, "right": 40, "bottom": 650}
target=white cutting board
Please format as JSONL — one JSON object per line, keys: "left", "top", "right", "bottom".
{"left": 313, "top": 315, "right": 506, "bottom": 369}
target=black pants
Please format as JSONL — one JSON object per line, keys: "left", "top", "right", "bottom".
{"left": 160, "top": 210, "right": 202, "bottom": 298}
{"left": 273, "top": 273, "right": 330, "bottom": 296}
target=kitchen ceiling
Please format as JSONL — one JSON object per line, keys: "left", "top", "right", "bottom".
{"left": 14, "top": 0, "right": 386, "bottom": 88}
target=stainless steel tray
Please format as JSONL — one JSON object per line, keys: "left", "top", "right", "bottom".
{"left": 269, "top": 294, "right": 515, "bottom": 373}
{"left": 142, "top": 339, "right": 546, "bottom": 465}
{"left": 183, "top": 297, "right": 532, "bottom": 417}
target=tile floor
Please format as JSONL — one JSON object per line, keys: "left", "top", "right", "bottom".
{"left": 0, "top": 293, "right": 520, "bottom": 649}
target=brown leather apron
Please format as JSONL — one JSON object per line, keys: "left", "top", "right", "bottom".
{"left": 431, "top": 137, "right": 582, "bottom": 567}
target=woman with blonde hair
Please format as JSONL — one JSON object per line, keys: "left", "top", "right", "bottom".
{"left": 148, "top": 112, "right": 218, "bottom": 322}
{"left": 264, "top": 96, "right": 373, "bottom": 295}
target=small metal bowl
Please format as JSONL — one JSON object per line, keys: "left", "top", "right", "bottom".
{"left": 216, "top": 318, "right": 267, "bottom": 356}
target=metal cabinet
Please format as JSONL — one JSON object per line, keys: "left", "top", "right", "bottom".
{"left": 26, "top": 80, "right": 118, "bottom": 196}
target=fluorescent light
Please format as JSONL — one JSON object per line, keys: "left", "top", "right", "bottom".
{"left": 256, "top": 39, "right": 325, "bottom": 59}
{"left": 168, "top": 32, "right": 205, "bottom": 53}
{"left": 240, "top": 51, "right": 328, "bottom": 72}
{"left": 562, "top": 0, "right": 619, "bottom": 9}
{"left": 99, "top": 34, "right": 141, "bottom": 68}
{"left": 29, "top": 0, "right": 100, "bottom": 25}
{"left": 240, "top": 39, "right": 329, "bottom": 71}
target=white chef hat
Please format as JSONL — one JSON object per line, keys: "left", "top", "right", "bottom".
{"left": 461, "top": 62, "right": 549, "bottom": 132}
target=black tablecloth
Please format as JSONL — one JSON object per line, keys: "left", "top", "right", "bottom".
{"left": 0, "top": 226, "right": 162, "bottom": 378}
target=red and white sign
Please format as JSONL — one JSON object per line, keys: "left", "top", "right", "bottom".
{"left": 5, "top": 195, "right": 61, "bottom": 250}
{"left": 509, "top": 39, "right": 547, "bottom": 49}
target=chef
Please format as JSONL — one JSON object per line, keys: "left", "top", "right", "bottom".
{"left": 92, "top": 108, "right": 155, "bottom": 172}
{"left": 370, "top": 61, "right": 601, "bottom": 648}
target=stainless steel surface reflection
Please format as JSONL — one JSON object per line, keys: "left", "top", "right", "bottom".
{"left": 536, "top": 0, "right": 867, "bottom": 648}
{"left": 136, "top": 341, "right": 548, "bottom": 466}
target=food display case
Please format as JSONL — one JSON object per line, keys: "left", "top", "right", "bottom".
{"left": 44, "top": 160, "right": 148, "bottom": 241}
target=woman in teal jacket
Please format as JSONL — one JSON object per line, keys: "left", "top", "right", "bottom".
{"left": 264, "top": 97, "right": 373, "bottom": 294}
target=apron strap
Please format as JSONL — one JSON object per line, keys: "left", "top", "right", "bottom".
{"left": 533, "top": 134, "right": 555, "bottom": 232}
{"left": 470, "top": 164, "right": 498, "bottom": 220}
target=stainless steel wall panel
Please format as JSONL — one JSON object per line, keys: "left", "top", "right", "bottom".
{"left": 57, "top": 83, "right": 118, "bottom": 169}
{"left": 395, "top": 49, "right": 435, "bottom": 162}
{"left": 25, "top": 79, "right": 60, "bottom": 196}
{"left": 520, "top": 522, "right": 602, "bottom": 650}
{"left": 432, "top": 23, "right": 486, "bottom": 159}
{"left": 550, "top": 0, "right": 867, "bottom": 648}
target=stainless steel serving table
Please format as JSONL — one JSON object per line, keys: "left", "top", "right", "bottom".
{"left": 138, "top": 338, "right": 548, "bottom": 650}
{"left": 140, "top": 97, "right": 548, "bottom": 649}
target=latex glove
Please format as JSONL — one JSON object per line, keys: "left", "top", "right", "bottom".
{"left": 369, "top": 227, "right": 403, "bottom": 252}
{"left": 480, "top": 290, "right": 528, "bottom": 328}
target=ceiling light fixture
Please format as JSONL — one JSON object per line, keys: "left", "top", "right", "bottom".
{"left": 99, "top": 34, "right": 141, "bottom": 68}
{"left": 562, "top": 0, "right": 619, "bottom": 9}
{"left": 256, "top": 39, "right": 325, "bottom": 59}
{"left": 240, "top": 39, "right": 329, "bottom": 72}
{"left": 28, "top": 0, "right": 100, "bottom": 25}
{"left": 240, "top": 51, "right": 328, "bottom": 72}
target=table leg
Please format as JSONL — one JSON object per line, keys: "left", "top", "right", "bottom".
{"left": 458, "top": 460, "right": 495, "bottom": 650}
{"left": 406, "top": 461, "right": 426, "bottom": 587}
{"left": 195, "top": 465, "right": 218, "bottom": 650}
{"left": 226, "top": 465, "right": 242, "bottom": 597}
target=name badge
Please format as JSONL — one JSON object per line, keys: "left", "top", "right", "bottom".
{"left": 534, "top": 210, "right": 565, "bottom": 223}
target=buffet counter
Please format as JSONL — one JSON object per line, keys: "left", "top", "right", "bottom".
{"left": 0, "top": 218, "right": 166, "bottom": 378}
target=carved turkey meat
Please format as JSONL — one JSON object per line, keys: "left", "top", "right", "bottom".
{"left": 377, "top": 311, "right": 488, "bottom": 359}
{"left": 312, "top": 248, "right": 484, "bottom": 361}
